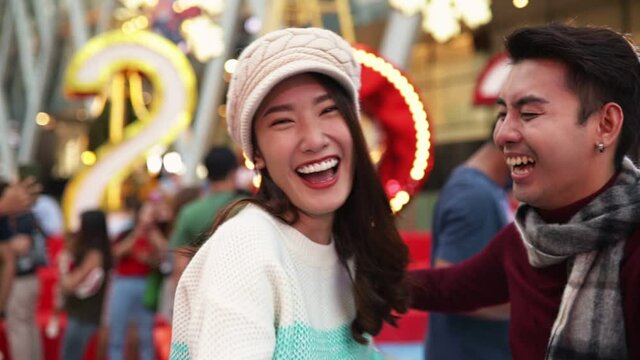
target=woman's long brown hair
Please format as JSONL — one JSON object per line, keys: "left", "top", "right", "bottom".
{"left": 193, "top": 73, "right": 410, "bottom": 343}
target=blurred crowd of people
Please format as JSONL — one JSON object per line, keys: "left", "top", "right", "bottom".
{"left": 0, "top": 145, "right": 247, "bottom": 360}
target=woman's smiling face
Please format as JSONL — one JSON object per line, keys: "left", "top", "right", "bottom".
{"left": 253, "top": 74, "right": 354, "bottom": 231}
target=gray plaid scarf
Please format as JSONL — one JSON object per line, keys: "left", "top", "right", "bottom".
{"left": 515, "top": 157, "right": 640, "bottom": 360}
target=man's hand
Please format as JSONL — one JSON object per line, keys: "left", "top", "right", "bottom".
{"left": 0, "top": 177, "right": 41, "bottom": 216}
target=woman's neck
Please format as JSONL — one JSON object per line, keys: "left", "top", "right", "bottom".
{"left": 290, "top": 211, "right": 334, "bottom": 245}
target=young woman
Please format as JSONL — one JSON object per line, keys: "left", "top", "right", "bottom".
{"left": 58, "top": 209, "right": 112, "bottom": 360}
{"left": 170, "top": 27, "right": 409, "bottom": 359}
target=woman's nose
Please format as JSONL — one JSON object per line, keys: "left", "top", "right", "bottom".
{"left": 300, "top": 121, "right": 329, "bottom": 152}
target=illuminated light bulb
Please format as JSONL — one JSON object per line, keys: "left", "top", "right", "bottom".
{"left": 252, "top": 174, "right": 262, "bottom": 188}
{"left": 224, "top": 59, "right": 237, "bottom": 74}
{"left": 423, "top": 0, "right": 460, "bottom": 43}
{"left": 390, "top": 0, "right": 493, "bottom": 43}
{"left": 386, "top": 179, "right": 402, "bottom": 196}
{"left": 146, "top": 154, "right": 163, "bottom": 174}
{"left": 244, "top": 16, "right": 261, "bottom": 34}
{"left": 390, "top": 200, "right": 400, "bottom": 213}
{"left": 454, "top": 0, "right": 492, "bottom": 29}
{"left": 411, "top": 169, "right": 425, "bottom": 181}
{"left": 134, "top": 15, "right": 149, "bottom": 30}
{"left": 369, "top": 148, "right": 383, "bottom": 164}
{"left": 81, "top": 151, "right": 97, "bottom": 166}
{"left": 196, "top": 164, "right": 208, "bottom": 179}
{"left": 390, "top": 191, "right": 410, "bottom": 213}
{"left": 172, "top": 1, "right": 184, "bottom": 13}
{"left": 244, "top": 157, "right": 255, "bottom": 170}
{"left": 35, "top": 112, "right": 50, "bottom": 126}
{"left": 88, "top": 96, "right": 106, "bottom": 118}
{"left": 396, "top": 191, "right": 410, "bottom": 205}
{"left": 163, "top": 151, "right": 185, "bottom": 174}
{"left": 389, "top": 0, "right": 424, "bottom": 16}
{"left": 513, "top": 0, "right": 529, "bottom": 9}
{"left": 175, "top": 0, "right": 225, "bottom": 15}
{"left": 181, "top": 16, "right": 224, "bottom": 61}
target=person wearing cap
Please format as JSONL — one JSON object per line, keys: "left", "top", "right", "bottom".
{"left": 169, "top": 27, "right": 409, "bottom": 358}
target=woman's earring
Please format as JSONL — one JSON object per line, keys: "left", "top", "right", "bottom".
{"left": 597, "top": 143, "right": 605, "bottom": 153}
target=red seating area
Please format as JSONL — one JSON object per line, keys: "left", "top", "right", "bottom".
{"left": 0, "top": 231, "right": 431, "bottom": 359}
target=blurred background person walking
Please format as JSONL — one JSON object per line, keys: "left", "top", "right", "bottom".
{"left": 167, "top": 145, "right": 246, "bottom": 321}
{"left": 107, "top": 198, "right": 171, "bottom": 360}
{"left": 57, "top": 209, "right": 112, "bottom": 360}
{"left": 425, "top": 139, "right": 512, "bottom": 360}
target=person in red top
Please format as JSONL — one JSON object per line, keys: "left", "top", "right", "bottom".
{"left": 409, "top": 23, "right": 640, "bottom": 360}
{"left": 107, "top": 199, "right": 170, "bottom": 360}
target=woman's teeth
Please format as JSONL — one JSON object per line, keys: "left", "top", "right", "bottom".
{"left": 296, "top": 158, "right": 338, "bottom": 174}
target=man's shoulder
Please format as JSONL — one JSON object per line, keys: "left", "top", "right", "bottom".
{"left": 192, "top": 191, "right": 242, "bottom": 210}
{"left": 178, "top": 195, "right": 218, "bottom": 218}
{"left": 485, "top": 222, "right": 520, "bottom": 252}
{"left": 623, "top": 227, "right": 640, "bottom": 263}
{"left": 443, "top": 167, "right": 499, "bottom": 196}
{"left": 182, "top": 196, "right": 210, "bottom": 212}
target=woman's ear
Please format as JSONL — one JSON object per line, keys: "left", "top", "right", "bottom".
{"left": 253, "top": 151, "right": 265, "bottom": 170}
{"left": 597, "top": 102, "right": 624, "bottom": 149}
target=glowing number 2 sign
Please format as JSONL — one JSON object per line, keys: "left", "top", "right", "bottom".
{"left": 62, "top": 30, "right": 196, "bottom": 231}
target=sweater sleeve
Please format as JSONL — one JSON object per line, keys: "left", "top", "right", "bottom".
{"left": 170, "top": 211, "right": 283, "bottom": 359}
{"left": 408, "top": 225, "right": 510, "bottom": 312}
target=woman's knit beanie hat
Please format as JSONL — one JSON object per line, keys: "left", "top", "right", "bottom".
{"left": 226, "top": 27, "right": 361, "bottom": 159}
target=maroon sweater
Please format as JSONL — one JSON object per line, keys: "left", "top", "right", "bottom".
{"left": 409, "top": 193, "right": 640, "bottom": 360}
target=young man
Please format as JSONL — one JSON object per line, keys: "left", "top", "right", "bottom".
{"left": 168, "top": 146, "right": 245, "bottom": 307}
{"left": 409, "top": 23, "right": 640, "bottom": 360}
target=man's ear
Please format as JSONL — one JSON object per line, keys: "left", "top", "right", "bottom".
{"left": 597, "top": 102, "right": 624, "bottom": 149}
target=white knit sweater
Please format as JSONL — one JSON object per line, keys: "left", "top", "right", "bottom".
{"left": 169, "top": 205, "right": 385, "bottom": 359}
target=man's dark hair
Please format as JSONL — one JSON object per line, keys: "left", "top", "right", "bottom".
{"left": 204, "top": 146, "right": 238, "bottom": 182}
{"left": 505, "top": 23, "right": 640, "bottom": 168}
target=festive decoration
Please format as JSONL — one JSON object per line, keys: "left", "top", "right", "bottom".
{"left": 115, "top": 0, "right": 225, "bottom": 62}
{"left": 473, "top": 52, "right": 510, "bottom": 106}
{"left": 389, "top": 0, "right": 492, "bottom": 43}
{"left": 355, "top": 44, "right": 434, "bottom": 213}
{"left": 62, "top": 30, "right": 196, "bottom": 230}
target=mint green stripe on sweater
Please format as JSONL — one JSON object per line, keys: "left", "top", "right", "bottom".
{"left": 168, "top": 325, "right": 388, "bottom": 359}
{"left": 169, "top": 342, "right": 190, "bottom": 360}
{"left": 273, "top": 322, "right": 387, "bottom": 359}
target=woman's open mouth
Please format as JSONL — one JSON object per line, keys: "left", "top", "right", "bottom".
{"left": 296, "top": 157, "right": 339, "bottom": 184}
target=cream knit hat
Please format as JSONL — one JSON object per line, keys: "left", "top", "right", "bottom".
{"left": 226, "top": 27, "right": 361, "bottom": 159}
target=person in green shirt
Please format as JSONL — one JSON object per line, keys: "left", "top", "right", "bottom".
{"left": 168, "top": 146, "right": 246, "bottom": 298}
